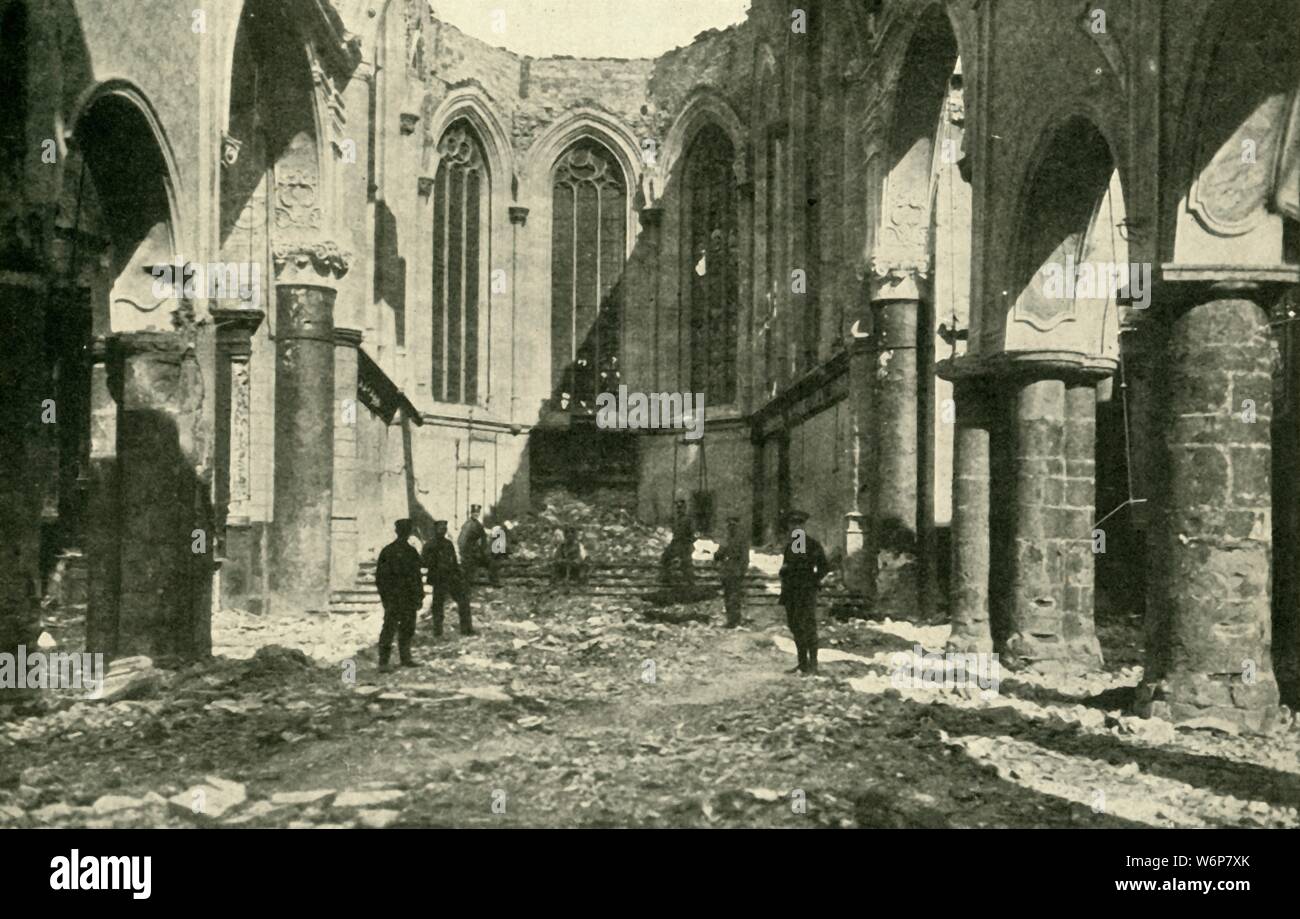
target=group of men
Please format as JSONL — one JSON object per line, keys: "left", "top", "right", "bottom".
{"left": 373, "top": 500, "right": 831, "bottom": 677}
{"left": 373, "top": 506, "right": 497, "bottom": 671}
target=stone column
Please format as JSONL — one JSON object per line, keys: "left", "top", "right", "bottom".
{"left": 84, "top": 336, "right": 119, "bottom": 655}
{"left": 331, "top": 327, "right": 363, "bottom": 593}
{"left": 842, "top": 321, "right": 873, "bottom": 597}
{"left": 869, "top": 293, "right": 921, "bottom": 619}
{"left": 0, "top": 275, "right": 46, "bottom": 658}
{"left": 947, "top": 378, "right": 993, "bottom": 654}
{"left": 110, "top": 331, "right": 211, "bottom": 660}
{"left": 268, "top": 248, "right": 347, "bottom": 614}
{"left": 211, "top": 308, "right": 264, "bottom": 612}
{"left": 1005, "top": 374, "right": 1103, "bottom": 673}
{"left": 1137, "top": 290, "right": 1281, "bottom": 730}
{"left": 1063, "top": 381, "right": 1103, "bottom": 663}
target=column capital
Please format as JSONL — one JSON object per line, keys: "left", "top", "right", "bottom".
{"left": 509, "top": 205, "right": 530, "bottom": 226}
{"left": 272, "top": 241, "right": 350, "bottom": 287}
{"left": 108, "top": 329, "right": 187, "bottom": 358}
{"left": 211, "top": 307, "right": 265, "bottom": 356}
{"left": 940, "top": 350, "right": 1116, "bottom": 385}
{"left": 638, "top": 205, "right": 663, "bottom": 229}
{"left": 334, "top": 326, "right": 363, "bottom": 348}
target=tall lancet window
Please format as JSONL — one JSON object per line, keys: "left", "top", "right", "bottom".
{"left": 431, "top": 121, "right": 488, "bottom": 405}
{"left": 684, "top": 124, "right": 739, "bottom": 404}
{"left": 550, "top": 140, "right": 626, "bottom": 414}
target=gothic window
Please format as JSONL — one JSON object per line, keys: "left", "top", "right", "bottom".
{"left": 550, "top": 139, "right": 626, "bottom": 414}
{"left": 763, "top": 129, "right": 786, "bottom": 397}
{"left": 683, "top": 124, "right": 739, "bottom": 404}
{"left": 431, "top": 122, "right": 488, "bottom": 405}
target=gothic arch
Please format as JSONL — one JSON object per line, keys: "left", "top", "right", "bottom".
{"left": 424, "top": 87, "right": 515, "bottom": 188}
{"left": 1005, "top": 112, "right": 1128, "bottom": 358}
{"left": 66, "top": 80, "right": 183, "bottom": 263}
{"left": 1166, "top": 0, "right": 1299, "bottom": 268}
{"left": 661, "top": 89, "right": 746, "bottom": 188}
{"left": 523, "top": 108, "right": 642, "bottom": 230}
{"left": 872, "top": 3, "right": 963, "bottom": 288}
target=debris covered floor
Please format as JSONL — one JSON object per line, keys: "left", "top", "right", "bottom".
{"left": 3, "top": 588, "right": 1299, "bottom": 829}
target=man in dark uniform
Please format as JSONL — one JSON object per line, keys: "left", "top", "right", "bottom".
{"left": 421, "top": 519, "right": 474, "bottom": 638}
{"left": 778, "top": 510, "right": 829, "bottom": 675}
{"left": 714, "top": 515, "right": 749, "bottom": 628}
{"left": 458, "top": 504, "right": 490, "bottom": 588}
{"left": 659, "top": 497, "right": 696, "bottom": 586}
{"left": 375, "top": 519, "right": 424, "bottom": 671}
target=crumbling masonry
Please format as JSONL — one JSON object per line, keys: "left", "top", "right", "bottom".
{"left": 1, "top": 0, "right": 1297, "bottom": 731}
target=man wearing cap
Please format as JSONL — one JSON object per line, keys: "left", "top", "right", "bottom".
{"left": 458, "top": 504, "right": 491, "bottom": 589}
{"left": 421, "top": 519, "right": 474, "bottom": 638}
{"left": 714, "top": 515, "right": 749, "bottom": 628}
{"left": 778, "top": 510, "right": 829, "bottom": 675}
{"left": 375, "top": 519, "right": 424, "bottom": 671}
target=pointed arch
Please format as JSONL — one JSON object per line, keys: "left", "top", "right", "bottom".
{"left": 424, "top": 86, "right": 515, "bottom": 191}
{"left": 430, "top": 117, "right": 492, "bottom": 406}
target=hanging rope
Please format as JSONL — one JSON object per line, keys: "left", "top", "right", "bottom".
{"left": 1092, "top": 177, "right": 1146, "bottom": 530}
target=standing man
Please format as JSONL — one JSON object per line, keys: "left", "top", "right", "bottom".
{"left": 458, "top": 504, "right": 490, "bottom": 588}
{"left": 660, "top": 497, "right": 696, "bottom": 586}
{"left": 421, "top": 519, "right": 474, "bottom": 638}
{"left": 375, "top": 519, "right": 424, "bottom": 671}
{"left": 714, "top": 515, "right": 749, "bottom": 628}
{"left": 778, "top": 510, "right": 829, "bottom": 675}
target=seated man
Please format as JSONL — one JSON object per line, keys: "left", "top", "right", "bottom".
{"left": 551, "top": 525, "right": 589, "bottom": 587}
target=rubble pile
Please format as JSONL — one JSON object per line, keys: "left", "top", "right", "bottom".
{"left": 510, "top": 488, "right": 670, "bottom": 563}
{"left": 3, "top": 580, "right": 1298, "bottom": 828}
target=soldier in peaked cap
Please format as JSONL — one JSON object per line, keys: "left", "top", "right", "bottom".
{"left": 778, "top": 510, "right": 829, "bottom": 675}
{"left": 374, "top": 519, "right": 424, "bottom": 671}
{"left": 421, "top": 519, "right": 473, "bottom": 638}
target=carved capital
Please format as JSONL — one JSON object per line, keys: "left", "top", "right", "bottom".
{"left": 400, "top": 111, "right": 420, "bottom": 136}
{"left": 509, "top": 205, "right": 530, "bottom": 226}
{"left": 272, "top": 241, "right": 351, "bottom": 285}
{"left": 418, "top": 176, "right": 436, "bottom": 197}
{"left": 211, "top": 307, "right": 265, "bottom": 356}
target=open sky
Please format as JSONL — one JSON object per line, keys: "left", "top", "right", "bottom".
{"left": 428, "top": 0, "right": 752, "bottom": 59}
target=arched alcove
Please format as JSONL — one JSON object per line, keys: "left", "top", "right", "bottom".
{"left": 681, "top": 123, "right": 740, "bottom": 406}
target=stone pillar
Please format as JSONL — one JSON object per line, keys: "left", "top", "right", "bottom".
{"left": 331, "top": 327, "right": 363, "bottom": 592}
{"left": 110, "top": 331, "right": 211, "bottom": 660}
{"left": 269, "top": 250, "right": 345, "bottom": 614}
{"left": 0, "top": 275, "right": 46, "bottom": 658}
{"left": 869, "top": 295, "right": 921, "bottom": 618}
{"left": 948, "top": 379, "right": 993, "bottom": 654}
{"left": 1006, "top": 375, "right": 1103, "bottom": 673}
{"left": 211, "top": 308, "right": 264, "bottom": 613}
{"left": 84, "top": 336, "right": 119, "bottom": 655}
{"left": 843, "top": 324, "right": 873, "bottom": 597}
{"left": 1137, "top": 291, "right": 1281, "bottom": 730}
{"left": 1063, "top": 382, "right": 1103, "bottom": 663}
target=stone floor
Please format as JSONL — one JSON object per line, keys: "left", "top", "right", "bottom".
{"left": 1, "top": 588, "right": 1297, "bottom": 828}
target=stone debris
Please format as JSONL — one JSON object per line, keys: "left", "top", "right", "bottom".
{"left": 270, "top": 790, "right": 336, "bottom": 807}
{"left": 96, "top": 656, "right": 165, "bottom": 703}
{"left": 333, "top": 789, "right": 405, "bottom": 809}
{"left": 357, "top": 809, "right": 401, "bottom": 829}
{"left": 168, "top": 777, "right": 247, "bottom": 821}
